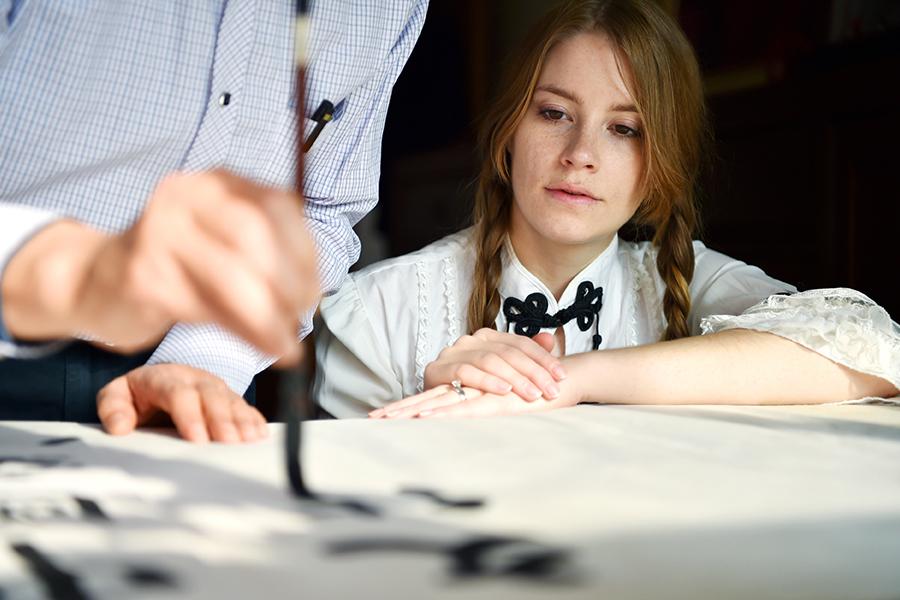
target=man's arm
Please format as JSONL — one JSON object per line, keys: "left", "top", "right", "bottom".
{"left": 0, "top": 203, "right": 67, "bottom": 357}
{"left": 90, "top": 0, "right": 429, "bottom": 441}
{"left": 1, "top": 171, "right": 316, "bottom": 361}
{"left": 128, "top": 0, "right": 430, "bottom": 403}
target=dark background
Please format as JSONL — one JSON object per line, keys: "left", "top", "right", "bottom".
{"left": 259, "top": 0, "right": 900, "bottom": 417}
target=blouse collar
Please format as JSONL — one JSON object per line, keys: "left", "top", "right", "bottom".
{"left": 498, "top": 235, "right": 620, "bottom": 314}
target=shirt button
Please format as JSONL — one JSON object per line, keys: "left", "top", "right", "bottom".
{"left": 218, "top": 92, "right": 232, "bottom": 106}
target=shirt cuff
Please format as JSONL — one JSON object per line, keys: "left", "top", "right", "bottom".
{"left": 0, "top": 204, "right": 68, "bottom": 358}
{"left": 145, "top": 308, "right": 315, "bottom": 395}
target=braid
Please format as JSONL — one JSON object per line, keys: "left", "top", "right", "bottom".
{"left": 467, "top": 175, "right": 510, "bottom": 333}
{"left": 653, "top": 200, "right": 696, "bottom": 341}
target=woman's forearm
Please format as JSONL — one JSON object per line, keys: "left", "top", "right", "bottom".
{"left": 563, "top": 329, "right": 898, "bottom": 406}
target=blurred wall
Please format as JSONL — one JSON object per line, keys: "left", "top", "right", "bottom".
{"left": 375, "top": 0, "right": 900, "bottom": 316}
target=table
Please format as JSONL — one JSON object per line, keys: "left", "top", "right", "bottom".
{"left": 2, "top": 403, "right": 900, "bottom": 599}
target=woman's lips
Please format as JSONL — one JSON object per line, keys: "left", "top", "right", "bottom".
{"left": 545, "top": 187, "right": 599, "bottom": 205}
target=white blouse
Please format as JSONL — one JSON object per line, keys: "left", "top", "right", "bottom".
{"left": 313, "top": 229, "right": 900, "bottom": 418}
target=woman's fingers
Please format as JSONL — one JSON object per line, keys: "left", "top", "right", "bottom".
{"left": 422, "top": 330, "right": 567, "bottom": 401}
{"left": 418, "top": 391, "right": 551, "bottom": 419}
{"left": 370, "top": 385, "right": 450, "bottom": 418}
{"left": 372, "top": 386, "right": 565, "bottom": 421}
{"left": 426, "top": 348, "right": 558, "bottom": 401}
{"left": 488, "top": 347, "right": 562, "bottom": 400}
{"left": 419, "top": 394, "right": 508, "bottom": 419}
{"left": 425, "top": 363, "right": 513, "bottom": 396}
{"left": 386, "top": 387, "right": 484, "bottom": 419}
{"left": 474, "top": 328, "right": 566, "bottom": 380}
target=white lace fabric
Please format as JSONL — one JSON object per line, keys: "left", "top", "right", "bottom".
{"left": 701, "top": 288, "right": 900, "bottom": 391}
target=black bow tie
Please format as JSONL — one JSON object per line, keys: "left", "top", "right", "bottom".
{"left": 502, "top": 281, "right": 604, "bottom": 350}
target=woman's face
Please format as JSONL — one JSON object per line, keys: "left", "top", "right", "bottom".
{"left": 508, "top": 31, "right": 644, "bottom": 255}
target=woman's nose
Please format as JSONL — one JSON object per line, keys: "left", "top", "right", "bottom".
{"left": 560, "top": 128, "right": 599, "bottom": 171}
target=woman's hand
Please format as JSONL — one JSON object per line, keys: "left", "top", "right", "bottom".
{"left": 422, "top": 329, "right": 566, "bottom": 401}
{"left": 369, "top": 378, "right": 580, "bottom": 420}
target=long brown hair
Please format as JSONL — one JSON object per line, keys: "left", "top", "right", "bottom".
{"left": 467, "top": 0, "right": 708, "bottom": 341}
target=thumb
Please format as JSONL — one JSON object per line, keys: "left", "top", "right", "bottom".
{"left": 97, "top": 375, "right": 139, "bottom": 436}
{"left": 532, "top": 332, "right": 555, "bottom": 353}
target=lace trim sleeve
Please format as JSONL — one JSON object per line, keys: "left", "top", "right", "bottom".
{"left": 414, "top": 261, "right": 430, "bottom": 394}
{"left": 701, "top": 288, "right": 900, "bottom": 391}
{"left": 442, "top": 256, "right": 459, "bottom": 344}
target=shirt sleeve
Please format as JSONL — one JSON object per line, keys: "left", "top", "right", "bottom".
{"left": 687, "top": 241, "right": 798, "bottom": 335}
{"left": 145, "top": 1, "right": 428, "bottom": 394}
{"left": 304, "top": 0, "right": 427, "bottom": 299}
{"left": 313, "top": 276, "right": 403, "bottom": 418}
{"left": 689, "top": 242, "right": 900, "bottom": 392}
{"left": 0, "top": 203, "right": 68, "bottom": 358}
{"left": 701, "top": 288, "right": 900, "bottom": 391}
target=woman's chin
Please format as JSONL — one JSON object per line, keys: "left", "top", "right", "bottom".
{"left": 531, "top": 225, "right": 616, "bottom": 252}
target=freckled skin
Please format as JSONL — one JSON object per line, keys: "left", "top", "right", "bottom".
{"left": 508, "top": 32, "right": 645, "bottom": 262}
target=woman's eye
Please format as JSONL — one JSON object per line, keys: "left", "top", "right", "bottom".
{"left": 612, "top": 124, "right": 640, "bottom": 138}
{"left": 540, "top": 108, "right": 567, "bottom": 121}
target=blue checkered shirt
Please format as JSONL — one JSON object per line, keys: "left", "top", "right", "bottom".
{"left": 0, "top": 0, "right": 427, "bottom": 393}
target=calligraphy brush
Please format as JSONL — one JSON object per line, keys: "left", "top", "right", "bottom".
{"left": 281, "top": 3, "right": 480, "bottom": 519}
{"left": 283, "top": 2, "right": 376, "bottom": 516}
{"left": 284, "top": 0, "right": 314, "bottom": 500}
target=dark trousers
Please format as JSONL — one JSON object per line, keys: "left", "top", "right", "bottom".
{"left": 0, "top": 342, "right": 255, "bottom": 422}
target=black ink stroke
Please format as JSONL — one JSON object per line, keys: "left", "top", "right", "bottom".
{"left": 12, "top": 543, "right": 92, "bottom": 600}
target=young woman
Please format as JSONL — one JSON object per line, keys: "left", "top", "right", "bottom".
{"left": 313, "top": 0, "right": 898, "bottom": 419}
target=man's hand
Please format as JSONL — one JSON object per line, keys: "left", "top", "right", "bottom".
{"left": 2, "top": 170, "right": 318, "bottom": 362}
{"left": 97, "top": 364, "right": 268, "bottom": 443}
{"left": 423, "top": 329, "right": 565, "bottom": 401}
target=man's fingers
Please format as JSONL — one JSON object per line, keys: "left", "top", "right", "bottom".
{"left": 199, "top": 390, "right": 242, "bottom": 444}
{"left": 264, "top": 192, "right": 320, "bottom": 308}
{"left": 172, "top": 230, "right": 298, "bottom": 357}
{"left": 96, "top": 363, "right": 268, "bottom": 444}
{"left": 96, "top": 376, "right": 139, "bottom": 436}
{"left": 271, "top": 335, "right": 303, "bottom": 368}
{"left": 160, "top": 387, "right": 210, "bottom": 443}
{"left": 196, "top": 172, "right": 319, "bottom": 311}
{"left": 190, "top": 194, "right": 312, "bottom": 315}
{"left": 144, "top": 173, "right": 306, "bottom": 360}
{"left": 230, "top": 397, "right": 267, "bottom": 442}
{"left": 248, "top": 405, "right": 269, "bottom": 439}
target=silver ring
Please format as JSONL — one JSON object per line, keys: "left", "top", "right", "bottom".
{"left": 450, "top": 379, "right": 466, "bottom": 402}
